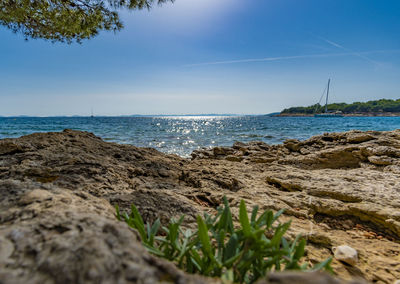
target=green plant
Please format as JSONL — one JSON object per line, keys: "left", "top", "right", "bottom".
{"left": 116, "top": 197, "right": 332, "bottom": 283}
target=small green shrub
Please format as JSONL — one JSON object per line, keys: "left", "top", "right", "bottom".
{"left": 116, "top": 197, "right": 332, "bottom": 283}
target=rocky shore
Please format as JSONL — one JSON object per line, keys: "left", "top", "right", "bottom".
{"left": 1, "top": 129, "right": 400, "bottom": 283}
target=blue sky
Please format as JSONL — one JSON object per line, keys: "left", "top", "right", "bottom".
{"left": 1, "top": 0, "right": 399, "bottom": 116}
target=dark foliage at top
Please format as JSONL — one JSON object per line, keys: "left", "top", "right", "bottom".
{"left": 281, "top": 99, "right": 400, "bottom": 114}
{"left": 0, "top": 0, "right": 173, "bottom": 43}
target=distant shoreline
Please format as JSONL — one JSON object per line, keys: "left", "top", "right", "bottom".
{"left": 275, "top": 112, "right": 400, "bottom": 117}
{"left": 0, "top": 114, "right": 262, "bottom": 118}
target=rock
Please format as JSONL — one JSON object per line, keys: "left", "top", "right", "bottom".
{"left": 0, "top": 236, "right": 14, "bottom": 263}
{"left": 2, "top": 129, "right": 400, "bottom": 283}
{"left": 347, "top": 133, "right": 374, "bottom": 144}
{"left": 300, "top": 147, "right": 311, "bottom": 155}
{"left": 157, "top": 169, "right": 170, "bottom": 177}
{"left": 213, "top": 146, "right": 234, "bottom": 156}
{"left": 0, "top": 186, "right": 209, "bottom": 284}
{"left": 284, "top": 139, "right": 301, "bottom": 152}
{"left": 368, "top": 155, "right": 393, "bottom": 166}
{"left": 18, "top": 189, "right": 53, "bottom": 205}
{"left": 225, "top": 155, "right": 244, "bottom": 162}
{"left": 250, "top": 157, "right": 276, "bottom": 163}
{"left": 0, "top": 141, "right": 26, "bottom": 155}
{"left": 233, "top": 141, "right": 247, "bottom": 149}
{"left": 342, "top": 219, "right": 354, "bottom": 230}
{"left": 259, "top": 271, "right": 366, "bottom": 284}
{"left": 365, "top": 145, "right": 400, "bottom": 157}
{"left": 333, "top": 245, "right": 358, "bottom": 266}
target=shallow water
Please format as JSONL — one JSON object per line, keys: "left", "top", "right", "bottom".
{"left": 1, "top": 115, "right": 400, "bottom": 157}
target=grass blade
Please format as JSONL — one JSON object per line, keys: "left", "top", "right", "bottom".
{"left": 271, "top": 221, "right": 291, "bottom": 247}
{"left": 311, "top": 257, "right": 333, "bottom": 273}
{"left": 251, "top": 205, "right": 259, "bottom": 225}
{"left": 197, "top": 215, "right": 212, "bottom": 256}
{"left": 273, "top": 209, "right": 285, "bottom": 222}
{"left": 293, "top": 238, "right": 306, "bottom": 261}
{"left": 115, "top": 204, "right": 121, "bottom": 221}
{"left": 239, "top": 200, "right": 251, "bottom": 237}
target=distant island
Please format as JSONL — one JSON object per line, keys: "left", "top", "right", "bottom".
{"left": 278, "top": 98, "right": 400, "bottom": 116}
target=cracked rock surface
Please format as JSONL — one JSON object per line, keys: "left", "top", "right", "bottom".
{"left": 1, "top": 129, "right": 400, "bottom": 283}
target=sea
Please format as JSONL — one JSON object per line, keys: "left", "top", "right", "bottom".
{"left": 1, "top": 115, "right": 400, "bottom": 158}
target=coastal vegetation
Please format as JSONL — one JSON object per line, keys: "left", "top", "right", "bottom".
{"left": 0, "top": 0, "right": 173, "bottom": 43}
{"left": 116, "top": 197, "right": 332, "bottom": 283}
{"left": 281, "top": 98, "right": 400, "bottom": 115}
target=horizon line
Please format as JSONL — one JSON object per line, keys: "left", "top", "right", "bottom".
{"left": 0, "top": 113, "right": 276, "bottom": 118}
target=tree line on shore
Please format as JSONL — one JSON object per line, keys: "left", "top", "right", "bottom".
{"left": 281, "top": 99, "right": 400, "bottom": 114}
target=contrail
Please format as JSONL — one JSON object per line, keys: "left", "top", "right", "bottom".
{"left": 184, "top": 49, "right": 400, "bottom": 67}
{"left": 319, "top": 37, "right": 344, "bottom": 49}
{"left": 317, "top": 36, "right": 380, "bottom": 65}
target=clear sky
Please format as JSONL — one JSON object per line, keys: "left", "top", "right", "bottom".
{"left": 1, "top": 0, "right": 400, "bottom": 116}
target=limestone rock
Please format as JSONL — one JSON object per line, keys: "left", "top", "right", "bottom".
{"left": 259, "top": 271, "right": 367, "bottom": 284}
{"left": 0, "top": 185, "right": 211, "bottom": 284}
{"left": 2, "top": 129, "right": 400, "bottom": 283}
{"left": 284, "top": 139, "right": 302, "bottom": 152}
{"left": 18, "top": 189, "right": 53, "bottom": 205}
{"left": 225, "top": 155, "right": 244, "bottom": 162}
{"left": 346, "top": 133, "right": 374, "bottom": 144}
{"left": 213, "top": 146, "right": 234, "bottom": 156}
{"left": 333, "top": 245, "right": 358, "bottom": 266}
{"left": 368, "top": 155, "right": 393, "bottom": 165}
{"left": 0, "top": 141, "right": 27, "bottom": 155}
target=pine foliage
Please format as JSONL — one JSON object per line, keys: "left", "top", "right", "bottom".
{"left": 0, "top": 0, "right": 173, "bottom": 42}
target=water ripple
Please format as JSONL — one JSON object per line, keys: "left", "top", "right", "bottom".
{"left": 1, "top": 116, "right": 400, "bottom": 157}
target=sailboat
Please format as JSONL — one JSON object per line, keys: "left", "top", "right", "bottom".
{"left": 314, "top": 79, "right": 343, "bottom": 117}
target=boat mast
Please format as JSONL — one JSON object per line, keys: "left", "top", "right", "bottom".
{"left": 325, "top": 78, "right": 330, "bottom": 113}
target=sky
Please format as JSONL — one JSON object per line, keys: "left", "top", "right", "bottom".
{"left": 0, "top": 0, "right": 400, "bottom": 116}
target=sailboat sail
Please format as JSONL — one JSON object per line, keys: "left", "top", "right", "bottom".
{"left": 314, "top": 79, "right": 343, "bottom": 117}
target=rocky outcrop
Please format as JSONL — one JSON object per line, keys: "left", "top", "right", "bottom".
{"left": 192, "top": 130, "right": 400, "bottom": 283}
{"left": 0, "top": 187, "right": 210, "bottom": 284}
{"left": 1, "top": 129, "right": 400, "bottom": 283}
{"left": 258, "top": 271, "right": 367, "bottom": 284}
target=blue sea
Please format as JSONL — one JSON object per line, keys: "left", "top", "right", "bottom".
{"left": 1, "top": 116, "right": 400, "bottom": 157}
